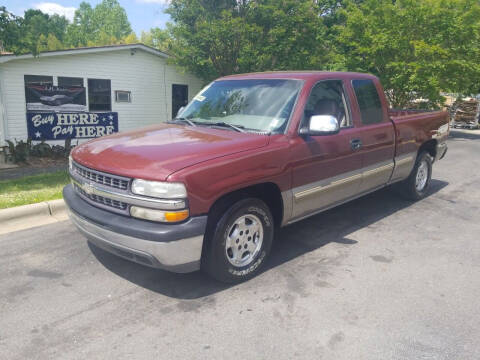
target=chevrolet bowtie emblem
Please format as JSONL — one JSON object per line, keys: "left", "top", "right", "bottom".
{"left": 83, "top": 182, "right": 95, "bottom": 195}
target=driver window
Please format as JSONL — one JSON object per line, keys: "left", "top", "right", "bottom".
{"left": 304, "top": 80, "right": 350, "bottom": 128}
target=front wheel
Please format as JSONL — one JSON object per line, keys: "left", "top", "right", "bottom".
{"left": 398, "top": 151, "right": 433, "bottom": 200}
{"left": 202, "top": 198, "right": 274, "bottom": 283}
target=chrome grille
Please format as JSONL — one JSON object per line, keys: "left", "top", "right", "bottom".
{"left": 73, "top": 162, "right": 129, "bottom": 190}
{"left": 74, "top": 183, "right": 128, "bottom": 211}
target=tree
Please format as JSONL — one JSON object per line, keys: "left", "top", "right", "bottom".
{"left": 166, "top": 0, "right": 248, "bottom": 80}
{"left": 140, "top": 28, "right": 172, "bottom": 52}
{"left": 37, "top": 34, "right": 64, "bottom": 52}
{"left": 1, "top": 7, "right": 68, "bottom": 55}
{"left": 21, "top": 9, "right": 68, "bottom": 54}
{"left": 122, "top": 33, "right": 138, "bottom": 44}
{"left": 166, "top": 0, "right": 337, "bottom": 81}
{"left": 65, "top": 2, "right": 95, "bottom": 47}
{"left": 336, "top": 0, "right": 480, "bottom": 108}
{"left": 66, "top": 0, "right": 133, "bottom": 47}
{"left": 2, "top": 1, "right": 134, "bottom": 53}
{"left": 245, "top": 0, "right": 336, "bottom": 72}
{"left": 0, "top": 6, "right": 22, "bottom": 53}
{"left": 92, "top": 0, "right": 132, "bottom": 39}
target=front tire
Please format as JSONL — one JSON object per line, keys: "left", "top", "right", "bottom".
{"left": 202, "top": 198, "right": 274, "bottom": 283}
{"left": 398, "top": 151, "right": 432, "bottom": 200}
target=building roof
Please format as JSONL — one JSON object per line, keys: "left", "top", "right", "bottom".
{"left": 0, "top": 43, "right": 169, "bottom": 64}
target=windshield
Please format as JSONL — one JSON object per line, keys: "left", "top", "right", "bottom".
{"left": 178, "top": 79, "right": 303, "bottom": 133}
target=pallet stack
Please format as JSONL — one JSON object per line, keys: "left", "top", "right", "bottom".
{"left": 453, "top": 99, "right": 480, "bottom": 129}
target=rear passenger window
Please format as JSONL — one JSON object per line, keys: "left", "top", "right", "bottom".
{"left": 352, "top": 79, "right": 383, "bottom": 124}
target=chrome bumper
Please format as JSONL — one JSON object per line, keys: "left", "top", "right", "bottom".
{"left": 68, "top": 209, "right": 204, "bottom": 273}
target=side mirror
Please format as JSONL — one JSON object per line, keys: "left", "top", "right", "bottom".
{"left": 300, "top": 115, "right": 340, "bottom": 136}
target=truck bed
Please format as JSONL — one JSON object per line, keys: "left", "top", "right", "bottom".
{"left": 388, "top": 108, "right": 441, "bottom": 119}
{"left": 389, "top": 109, "right": 449, "bottom": 160}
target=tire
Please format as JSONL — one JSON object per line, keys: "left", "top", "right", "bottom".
{"left": 202, "top": 198, "right": 274, "bottom": 283}
{"left": 398, "top": 151, "right": 432, "bottom": 200}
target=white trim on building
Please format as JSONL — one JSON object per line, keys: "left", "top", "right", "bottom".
{"left": 0, "top": 43, "right": 169, "bottom": 64}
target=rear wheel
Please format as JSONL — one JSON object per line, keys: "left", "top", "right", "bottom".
{"left": 398, "top": 151, "right": 432, "bottom": 200}
{"left": 202, "top": 198, "right": 274, "bottom": 283}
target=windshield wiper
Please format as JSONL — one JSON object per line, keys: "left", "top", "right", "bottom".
{"left": 207, "top": 122, "right": 246, "bottom": 133}
{"left": 172, "top": 118, "right": 249, "bottom": 133}
{"left": 171, "top": 117, "right": 197, "bottom": 127}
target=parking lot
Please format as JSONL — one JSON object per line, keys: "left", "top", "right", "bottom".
{"left": 1, "top": 129, "right": 479, "bottom": 360}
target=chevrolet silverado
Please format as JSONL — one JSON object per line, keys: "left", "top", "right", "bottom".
{"left": 64, "top": 71, "right": 449, "bottom": 283}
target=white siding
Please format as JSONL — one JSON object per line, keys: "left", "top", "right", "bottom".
{"left": 0, "top": 49, "right": 204, "bottom": 143}
{"left": 0, "top": 66, "right": 6, "bottom": 146}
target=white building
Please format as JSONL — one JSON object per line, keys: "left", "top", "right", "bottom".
{"left": 0, "top": 43, "right": 204, "bottom": 147}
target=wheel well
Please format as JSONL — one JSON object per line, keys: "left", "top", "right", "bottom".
{"left": 418, "top": 139, "right": 437, "bottom": 159}
{"left": 208, "top": 183, "right": 284, "bottom": 228}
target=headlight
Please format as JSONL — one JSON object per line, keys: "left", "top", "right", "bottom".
{"left": 130, "top": 206, "right": 189, "bottom": 223}
{"left": 68, "top": 155, "right": 73, "bottom": 171}
{"left": 131, "top": 179, "right": 187, "bottom": 199}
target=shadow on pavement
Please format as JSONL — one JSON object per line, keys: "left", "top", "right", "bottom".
{"left": 449, "top": 129, "right": 480, "bottom": 141}
{"left": 90, "top": 179, "right": 448, "bottom": 299}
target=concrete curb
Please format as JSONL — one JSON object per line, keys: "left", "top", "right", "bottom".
{"left": 0, "top": 199, "right": 68, "bottom": 235}
{"left": 48, "top": 199, "right": 68, "bottom": 221}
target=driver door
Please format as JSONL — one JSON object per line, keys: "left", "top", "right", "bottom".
{"left": 290, "top": 80, "right": 363, "bottom": 220}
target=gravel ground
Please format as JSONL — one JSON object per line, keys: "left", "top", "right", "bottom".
{"left": 1, "top": 129, "right": 479, "bottom": 360}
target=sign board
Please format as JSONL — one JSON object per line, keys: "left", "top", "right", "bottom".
{"left": 27, "top": 112, "right": 118, "bottom": 140}
{"left": 25, "top": 84, "right": 87, "bottom": 112}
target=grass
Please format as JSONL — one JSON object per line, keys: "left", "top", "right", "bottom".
{"left": 0, "top": 170, "right": 70, "bottom": 209}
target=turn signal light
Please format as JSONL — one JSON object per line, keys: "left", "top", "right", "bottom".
{"left": 164, "top": 210, "right": 190, "bottom": 222}
{"left": 130, "top": 206, "right": 189, "bottom": 223}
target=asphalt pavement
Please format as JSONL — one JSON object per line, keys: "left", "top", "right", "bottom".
{"left": 1, "top": 130, "right": 479, "bottom": 359}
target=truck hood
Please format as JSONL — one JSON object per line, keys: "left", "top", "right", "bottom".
{"left": 72, "top": 123, "right": 269, "bottom": 181}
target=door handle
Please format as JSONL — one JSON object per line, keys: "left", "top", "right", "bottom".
{"left": 350, "top": 138, "right": 362, "bottom": 150}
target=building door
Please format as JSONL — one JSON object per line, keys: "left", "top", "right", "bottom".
{"left": 172, "top": 84, "right": 188, "bottom": 118}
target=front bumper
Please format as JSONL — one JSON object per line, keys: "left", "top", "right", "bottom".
{"left": 63, "top": 184, "right": 207, "bottom": 273}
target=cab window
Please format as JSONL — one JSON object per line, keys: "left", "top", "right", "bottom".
{"left": 304, "top": 80, "right": 351, "bottom": 128}
{"left": 352, "top": 79, "right": 383, "bottom": 124}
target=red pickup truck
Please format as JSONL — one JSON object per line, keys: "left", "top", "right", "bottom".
{"left": 64, "top": 71, "right": 449, "bottom": 283}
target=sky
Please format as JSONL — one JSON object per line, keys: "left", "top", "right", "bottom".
{"left": 2, "top": 0, "right": 172, "bottom": 35}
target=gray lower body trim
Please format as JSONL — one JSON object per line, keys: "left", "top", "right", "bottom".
{"left": 282, "top": 154, "right": 418, "bottom": 226}
{"left": 390, "top": 152, "right": 416, "bottom": 182}
{"left": 358, "top": 160, "right": 394, "bottom": 193}
{"left": 281, "top": 190, "right": 293, "bottom": 227}
{"left": 290, "top": 166, "right": 364, "bottom": 220}
{"left": 290, "top": 160, "right": 394, "bottom": 221}
{"left": 285, "top": 183, "right": 388, "bottom": 226}
{"left": 69, "top": 209, "right": 203, "bottom": 273}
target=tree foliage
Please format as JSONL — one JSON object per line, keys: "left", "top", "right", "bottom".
{"left": 66, "top": 0, "right": 132, "bottom": 47}
{"left": 1, "top": 0, "right": 480, "bottom": 107}
{"left": 0, "top": 7, "right": 68, "bottom": 55}
{"left": 140, "top": 28, "right": 172, "bottom": 53}
{"left": 0, "top": 0, "right": 134, "bottom": 55}
{"left": 166, "top": 0, "right": 338, "bottom": 81}
{"left": 0, "top": 6, "right": 22, "bottom": 53}
{"left": 336, "top": 0, "right": 480, "bottom": 108}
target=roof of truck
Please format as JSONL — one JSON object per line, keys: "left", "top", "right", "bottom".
{"left": 218, "top": 71, "right": 378, "bottom": 81}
